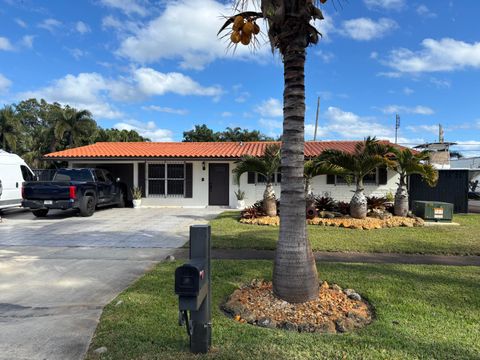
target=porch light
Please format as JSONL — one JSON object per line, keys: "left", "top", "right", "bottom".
{"left": 202, "top": 162, "right": 206, "bottom": 171}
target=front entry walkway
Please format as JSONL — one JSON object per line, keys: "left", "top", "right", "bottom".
{"left": 0, "top": 207, "right": 221, "bottom": 360}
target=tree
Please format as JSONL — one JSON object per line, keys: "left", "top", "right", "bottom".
{"left": 54, "top": 106, "right": 97, "bottom": 148}
{"left": 233, "top": 144, "right": 281, "bottom": 216}
{"left": 0, "top": 105, "right": 22, "bottom": 152}
{"left": 220, "top": 126, "right": 274, "bottom": 142}
{"left": 389, "top": 148, "right": 438, "bottom": 217}
{"left": 220, "top": 1, "right": 329, "bottom": 303}
{"left": 183, "top": 124, "right": 219, "bottom": 142}
{"left": 316, "top": 137, "right": 391, "bottom": 219}
{"left": 95, "top": 128, "right": 149, "bottom": 142}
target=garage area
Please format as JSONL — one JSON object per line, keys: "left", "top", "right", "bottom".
{"left": 0, "top": 207, "right": 221, "bottom": 360}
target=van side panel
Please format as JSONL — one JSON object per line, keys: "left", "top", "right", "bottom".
{"left": 0, "top": 163, "right": 23, "bottom": 208}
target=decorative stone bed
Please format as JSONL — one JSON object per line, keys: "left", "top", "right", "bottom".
{"left": 240, "top": 215, "right": 424, "bottom": 229}
{"left": 222, "top": 279, "right": 373, "bottom": 334}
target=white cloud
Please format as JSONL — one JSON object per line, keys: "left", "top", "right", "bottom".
{"left": 0, "top": 74, "right": 12, "bottom": 93}
{"left": 380, "top": 105, "right": 434, "bottom": 115}
{"left": 142, "top": 105, "right": 188, "bottom": 115}
{"left": 406, "top": 125, "right": 439, "bottom": 134}
{"left": 403, "top": 87, "right": 414, "bottom": 95}
{"left": 76, "top": 21, "right": 91, "bottom": 34}
{"left": 340, "top": 18, "right": 397, "bottom": 41}
{"left": 221, "top": 111, "right": 232, "bottom": 117}
{"left": 67, "top": 48, "right": 87, "bottom": 60}
{"left": 133, "top": 67, "right": 222, "bottom": 97}
{"left": 99, "top": 0, "right": 147, "bottom": 17}
{"left": 116, "top": 0, "right": 269, "bottom": 69}
{"left": 377, "top": 71, "right": 402, "bottom": 78}
{"left": 114, "top": 120, "right": 173, "bottom": 142}
{"left": 259, "top": 118, "right": 282, "bottom": 138}
{"left": 0, "top": 37, "right": 14, "bottom": 51}
{"left": 364, "top": 0, "right": 405, "bottom": 11}
{"left": 15, "top": 18, "right": 27, "bottom": 28}
{"left": 255, "top": 98, "right": 283, "bottom": 118}
{"left": 38, "top": 18, "right": 62, "bottom": 33}
{"left": 416, "top": 5, "right": 437, "bottom": 18}
{"left": 386, "top": 38, "right": 480, "bottom": 73}
{"left": 370, "top": 51, "right": 379, "bottom": 59}
{"left": 21, "top": 35, "right": 35, "bottom": 49}
{"left": 316, "top": 50, "right": 335, "bottom": 63}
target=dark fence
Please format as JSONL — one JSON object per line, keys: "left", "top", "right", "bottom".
{"left": 409, "top": 169, "right": 469, "bottom": 213}
{"left": 32, "top": 169, "right": 57, "bottom": 181}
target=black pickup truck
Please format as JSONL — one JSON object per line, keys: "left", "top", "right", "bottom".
{"left": 22, "top": 168, "right": 126, "bottom": 217}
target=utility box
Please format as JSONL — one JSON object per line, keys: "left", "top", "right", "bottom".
{"left": 412, "top": 201, "right": 454, "bottom": 222}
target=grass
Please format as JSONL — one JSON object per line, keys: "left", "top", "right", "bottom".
{"left": 86, "top": 260, "right": 480, "bottom": 360}
{"left": 211, "top": 212, "right": 480, "bottom": 255}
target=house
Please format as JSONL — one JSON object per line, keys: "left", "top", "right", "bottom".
{"left": 44, "top": 141, "right": 401, "bottom": 208}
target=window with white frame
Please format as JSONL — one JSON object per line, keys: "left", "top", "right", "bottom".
{"left": 326, "top": 167, "right": 388, "bottom": 186}
{"left": 247, "top": 171, "right": 281, "bottom": 185}
{"left": 147, "top": 162, "right": 185, "bottom": 197}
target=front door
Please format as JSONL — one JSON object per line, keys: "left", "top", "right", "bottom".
{"left": 209, "top": 164, "right": 229, "bottom": 206}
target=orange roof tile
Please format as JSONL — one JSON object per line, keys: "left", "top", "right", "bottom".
{"left": 44, "top": 141, "right": 404, "bottom": 159}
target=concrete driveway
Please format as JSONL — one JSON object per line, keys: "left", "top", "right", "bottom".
{"left": 0, "top": 206, "right": 221, "bottom": 360}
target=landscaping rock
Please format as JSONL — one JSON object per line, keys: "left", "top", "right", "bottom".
{"left": 282, "top": 321, "right": 298, "bottom": 332}
{"left": 94, "top": 347, "right": 108, "bottom": 354}
{"left": 331, "top": 284, "right": 342, "bottom": 292}
{"left": 258, "top": 317, "right": 276, "bottom": 329}
{"left": 335, "top": 318, "right": 356, "bottom": 333}
{"left": 343, "top": 289, "right": 362, "bottom": 301}
{"left": 316, "top": 320, "right": 337, "bottom": 334}
{"left": 164, "top": 255, "right": 175, "bottom": 262}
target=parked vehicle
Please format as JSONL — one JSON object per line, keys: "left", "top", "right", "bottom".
{"left": 22, "top": 168, "right": 126, "bottom": 217}
{"left": 0, "top": 150, "right": 37, "bottom": 211}
{"left": 469, "top": 191, "right": 480, "bottom": 200}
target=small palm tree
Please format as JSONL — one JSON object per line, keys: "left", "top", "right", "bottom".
{"left": 316, "top": 137, "right": 391, "bottom": 219}
{"left": 234, "top": 144, "right": 281, "bottom": 216}
{"left": 54, "top": 106, "right": 96, "bottom": 148}
{"left": 0, "top": 105, "right": 22, "bottom": 152}
{"left": 389, "top": 148, "right": 438, "bottom": 216}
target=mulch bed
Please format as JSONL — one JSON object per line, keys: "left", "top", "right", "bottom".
{"left": 239, "top": 215, "right": 424, "bottom": 229}
{"left": 222, "top": 279, "right": 373, "bottom": 334}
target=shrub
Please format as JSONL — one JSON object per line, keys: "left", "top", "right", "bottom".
{"left": 334, "top": 201, "right": 350, "bottom": 215}
{"left": 367, "top": 196, "right": 387, "bottom": 210}
{"left": 314, "top": 196, "right": 335, "bottom": 212}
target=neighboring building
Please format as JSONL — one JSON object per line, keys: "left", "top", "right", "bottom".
{"left": 451, "top": 157, "right": 480, "bottom": 190}
{"left": 44, "top": 141, "right": 402, "bottom": 207}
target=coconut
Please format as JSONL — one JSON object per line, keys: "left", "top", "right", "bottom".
{"left": 242, "top": 21, "right": 254, "bottom": 36}
{"left": 253, "top": 22, "right": 260, "bottom": 35}
{"left": 230, "top": 31, "right": 241, "bottom": 44}
{"left": 240, "top": 32, "right": 251, "bottom": 45}
{"left": 233, "top": 15, "right": 244, "bottom": 31}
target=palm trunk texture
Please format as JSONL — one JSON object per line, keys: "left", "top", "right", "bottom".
{"left": 350, "top": 178, "right": 367, "bottom": 219}
{"left": 263, "top": 182, "right": 277, "bottom": 217}
{"left": 394, "top": 176, "right": 409, "bottom": 217}
{"left": 273, "top": 43, "right": 319, "bottom": 303}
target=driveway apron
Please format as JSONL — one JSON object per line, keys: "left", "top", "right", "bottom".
{"left": 0, "top": 207, "right": 221, "bottom": 360}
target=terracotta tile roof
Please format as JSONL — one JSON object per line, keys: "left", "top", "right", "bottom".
{"left": 44, "top": 141, "right": 404, "bottom": 159}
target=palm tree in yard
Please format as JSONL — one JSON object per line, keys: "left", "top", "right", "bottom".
{"left": 54, "top": 106, "right": 96, "bottom": 148}
{"left": 389, "top": 147, "right": 438, "bottom": 217}
{"left": 316, "top": 137, "right": 392, "bottom": 219}
{"left": 0, "top": 105, "right": 22, "bottom": 152}
{"left": 220, "top": 0, "right": 329, "bottom": 302}
{"left": 234, "top": 144, "right": 281, "bottom": 216}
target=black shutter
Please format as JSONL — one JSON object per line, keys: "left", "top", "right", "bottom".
{"left": 378, "top": 167, "right": 388, "bottom": 185}
{"left": 247, "top": 172, "right": 255, "bottom": 184}
{"left": 326, "top": 174, "right": 335, "bottom": 185}
{"left": 185, "top": 163, "right": 193, "bottom": 198}
{"left": 138, "top": 163, "right": 146, "bottom": 197}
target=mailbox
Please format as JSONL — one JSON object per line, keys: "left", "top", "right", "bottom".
{"left": 175, "top": 225, "right": 211, "bottom": 354}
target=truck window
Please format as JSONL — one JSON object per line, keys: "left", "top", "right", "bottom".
{"left": 94, "top": 169, "right": 106, "bottom": 182}
{"left": 53, "top": 169, "right": 94, "bottom": 182}
{"left": 21, "top": 165, "right": 36, "bottom": 181}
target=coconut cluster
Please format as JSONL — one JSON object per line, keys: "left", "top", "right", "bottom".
{"left": 230, "top": 15, "right": 260, "bottom": 46}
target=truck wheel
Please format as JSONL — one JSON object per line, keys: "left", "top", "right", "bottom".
{"left": 79, "top": 196, "right": 96, "bottom": 217}
{"left": 32, "top": 209, "right": 49, "bottom": 217}
{"left": 117, "top": 191, "right": 125, "bottom": 208}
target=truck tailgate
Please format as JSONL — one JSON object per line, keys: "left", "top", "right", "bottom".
{"left": 23, "top": 182, "right": 72, "bottom": 200}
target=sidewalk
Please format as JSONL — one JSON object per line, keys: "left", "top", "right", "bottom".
{"left": 175, "top": 249, "right": 480, "bottom": 266}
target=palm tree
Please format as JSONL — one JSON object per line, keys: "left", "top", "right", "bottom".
{"left": 389, "top": 148, "right": 438, "bottom": 217}
{"left": 220, "top": 1, "right": 328, "bottom": 303}
{"left": 0, "top": 105, "right": 22, "bottom": 152}
{"left": 54, "top": 106, "right": 96, "bottom": 148}
{"left": 234, "top": 144, "right": 281, "bottom": 216}
{"left": 316, "top": 137, "right": 391, "bottom": 219}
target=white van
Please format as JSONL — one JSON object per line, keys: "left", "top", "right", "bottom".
{"left": 0, "top": 150, "right": 36, "bottom": 210}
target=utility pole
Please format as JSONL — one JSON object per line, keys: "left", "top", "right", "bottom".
{"left": 395, "top": 114, "right": 400, "bottom": 144}
{"left": 313, "top": 96, "right": 320, "bottom": 141}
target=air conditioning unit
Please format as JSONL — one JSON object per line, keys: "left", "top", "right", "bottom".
{"left": 412, "top": 201, "right": 453, "bottom": 222}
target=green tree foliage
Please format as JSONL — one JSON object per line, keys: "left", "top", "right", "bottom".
{"left": 2, "top": 98, "right": 148, "bottom": 168}
{"left": 183, "top": 124, "right": 274, "bottom": 142}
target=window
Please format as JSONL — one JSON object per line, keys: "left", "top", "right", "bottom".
{"left": 20, "top": 165, "right": 35, "bottom": 181}
{"left": 54, "top": 169, "right": 94, "bottom": 182}
{"left": 327, "top": 167, "right": 388, "bottom": 186}
{"left": 147, "top": 163, "right": 185, "bottom": 197}
{"left": 363, "top": 169, "right": 377, "bottom": 185}
{"left": 248, "top": 171, "right": 281, "bottom": 185}
{"left": 94, "top": 169, "right": 107, "bottom": 182}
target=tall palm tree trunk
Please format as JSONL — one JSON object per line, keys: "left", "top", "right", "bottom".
{"left": 394, "top": 175, "right": 409, "bottom": 216}
{"left": 350, "top": 177, "right": 367, "bottom": 219}
{"left": 273, "top": 43, "right": 319, "bottom": 303}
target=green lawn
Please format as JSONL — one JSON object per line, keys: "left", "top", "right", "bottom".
{"left": 211, "top": 212, "right": 480, "bottom": 255}
{"left": 86, "top": 260, "right": 480, "bottom": 360}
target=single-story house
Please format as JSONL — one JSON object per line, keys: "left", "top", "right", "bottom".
{"left": 44, "top": 141, "right": 402, "bottom": 208}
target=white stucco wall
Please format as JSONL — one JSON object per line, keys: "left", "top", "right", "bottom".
{"left": 69, "top": 160, "right": 399, "bottom": 207}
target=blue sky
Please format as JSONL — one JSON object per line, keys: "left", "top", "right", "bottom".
{"left": 0, "top": 0, "right": 479, "bottom": 155}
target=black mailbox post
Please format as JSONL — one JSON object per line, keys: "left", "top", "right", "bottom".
{"left": 174, "top": 225, "right": 211, "bottom": 354}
